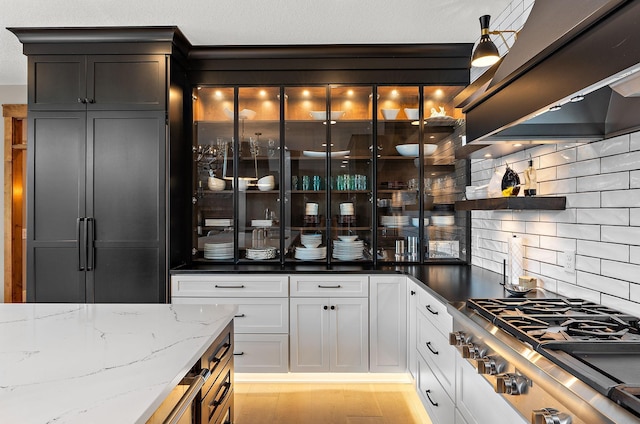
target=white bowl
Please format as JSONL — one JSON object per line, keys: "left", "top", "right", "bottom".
{"left": 338, "top": 235, "right": 358, "bottom": 242}
{"left": 223, "top": 107, "right": 256, "bottom": 120}
{"left": 381, "top": 108, "right": 400, "bottom": 120}
{"left": 257, "top": 175, "right": 275, "bottom": 191}
{"left": 309, "top": 111, "right": 345, "bottom": 120}
{"left": 233, "top": 177, "right": 252, "bottom": 191}
{"left": 396, "top": 144, "right": 437, "bottom": 156}
{"left": 207, "top": 177, "right": 226, "bottom": 191}
{"left": 404, "top": 108, "right": 419, "bottom": 120}
{"left": 302, "top": 240, "right": 322, "bottom": 248}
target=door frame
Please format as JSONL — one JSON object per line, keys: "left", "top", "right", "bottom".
{"left": 3, "top": 104, "right": 27, "bottom": 303}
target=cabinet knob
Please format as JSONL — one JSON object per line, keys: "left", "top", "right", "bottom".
{"left": 410, "top": 290, "right": 416, "bottom": 296}
{"left": 87, "top": 98, "right": 95, "bottom": 104}
{"left": 532, "top": 408, "right": 572, "bottom": 424}
{"left": 77, "top": 97, "right": 86, "bottom": 104}
{"left": 330, "top": 305, "right": 335, "bottom": 310}
{"left": 323, "top": 305, "right": 328, "bottom": 310}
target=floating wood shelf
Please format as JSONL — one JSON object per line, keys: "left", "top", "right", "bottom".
{"left": 455, "top": 196, "right": 566, "bottom": 211}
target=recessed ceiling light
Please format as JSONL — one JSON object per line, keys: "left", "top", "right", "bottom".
{"left": 484, "top": 153, "right": 492, "bottom": 158}
{"left": 513, "top": 143, "right": 522, "bottom": 147}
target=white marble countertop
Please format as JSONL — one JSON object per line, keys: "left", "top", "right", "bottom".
{"left": 0, "top": 303, "right": 237, "bottom": 424}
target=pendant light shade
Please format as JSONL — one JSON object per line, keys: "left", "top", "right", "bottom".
{"left": 471, "top": 15, "right": 501, "bottom": 67}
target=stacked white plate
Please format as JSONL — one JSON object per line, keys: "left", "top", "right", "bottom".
{"left": 203, "top": 241, "right": 234, "bottom": 259}
{"left": 431, "top": 215, "right": 455, "bottom": 226}
{"left": 465, "top": 185, "right": 489, "bottom": 200}
{"left": 381, "top": 215, "right": 410, "bottom": 228}
{"left": 301, "top": 233, "right": 323, "bottom": 248}
{"left": 332, "top": 239, "right": 364, "bottom": 260}
{"left": 251, "top": 219, "right": 273, "bottom": 227}
{"left": 246, "top": 246, "right": 277, "bottom": 260}
{"left": 205, "top": 218, "right": 233, "bottom": 227}
{"left": 295, "top": 246, "right": 327, "bottom": 260}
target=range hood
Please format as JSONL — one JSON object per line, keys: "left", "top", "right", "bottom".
{"left": 459, "top": 0, "right": 640, "bottom": 154}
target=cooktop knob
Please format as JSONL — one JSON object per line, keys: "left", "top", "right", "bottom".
{"left": 532, "top": 408, "right": 572, "bottom": 424}
{"left": 448, "top": 331, "right": 468, "bottom": 346}
{"left": 476, "top": 356, "right": 504, "bottom": 375}
{"left": 461, "top": 343, "right": 486, "bottom": 360}
{"left": 496, "top": 373, "right": 531, "bottom": 396}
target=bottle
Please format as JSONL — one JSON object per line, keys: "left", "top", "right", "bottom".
{"left": 524, "top": 158, "right": 537, "bottom": 196}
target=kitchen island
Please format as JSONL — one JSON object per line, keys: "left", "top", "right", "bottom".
{"left": 0, "top": 303, "right": 237, "bottom": 423}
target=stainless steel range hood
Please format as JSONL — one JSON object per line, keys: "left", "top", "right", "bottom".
{"left": 459, "top": 0, "right": 640, "bottom": 152}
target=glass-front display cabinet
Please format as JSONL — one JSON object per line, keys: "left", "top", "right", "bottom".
{"left": 192, "top": 84, "right": 468, "bottom": 265}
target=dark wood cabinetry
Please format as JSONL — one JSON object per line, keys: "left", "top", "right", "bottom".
{"left": 12, "top": 27, "right": 192, "bottom": 303}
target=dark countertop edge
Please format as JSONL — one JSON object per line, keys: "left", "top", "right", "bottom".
{"left": 170, "top": 263, "right": 515, "bottom": 304}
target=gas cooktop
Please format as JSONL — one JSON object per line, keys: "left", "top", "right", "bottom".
{"left": 467, "top": 298, "right": 640, "bottom": 418}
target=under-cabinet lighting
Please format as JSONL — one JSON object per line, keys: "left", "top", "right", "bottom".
{"left": 214, "top": 90, "right": 223, "bottom": 98}
{"left": 302, "top": 90, "right": 310, "bottom": 97}
{"left": 548, "top": 105, "right": 562, "bottom": 112}
{"left": 429, "top": 135, "right": 435, "bottom": 139}
{"left": 391, "top": 89, "right": 399, "bottom": 98}
{"left": 321, "top": 143, "right": 335, "bottom": 147}
{"left": 259, "top": 90, "right": 267, "bottom": 97}
{"left": 513, "top": 143, "right": 522, "bottom": 147}
{"left": 484, "top": 153, "right": 492, "bottom": 158}
{"left": 570, "top": 95, "right": 584, "bottom": 102}
{"left": 347, "top": 90, "right": 354, "bottom": 96}
{"left": 434, "top": 89, "right": 443, "bottom": 97}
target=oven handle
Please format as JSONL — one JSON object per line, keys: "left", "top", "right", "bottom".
{"left": 163, "top": 368, "right": 210, "bottom": 424}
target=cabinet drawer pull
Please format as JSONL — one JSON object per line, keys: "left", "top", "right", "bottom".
{"left": 215, "top": 284, "right": 245, "bottom": 289}
{"left": 233, "top": 352, "right": 244, "bottom": 356}
{"left": 425, "top": 305, "right": 439, "bottom": 315}
{"left": 234, "top": 313, "right": 245, "bottom": 318}
{"left": 208, "top": 340, "right": 231, "bottom": 368}
{"left": 425, "top": 389, "right": 439, "bottom": 407}
{"left": 426, "top": 341, "right": 439, "bottom": 355}
{"left": 163, "top": 368, "right": 210, "bottom": 424}
{"left": 208, "top": 378, "right": 232, "bottom": 411}
{"left": 318, "top": 284, "right": 342, "bottom": 289}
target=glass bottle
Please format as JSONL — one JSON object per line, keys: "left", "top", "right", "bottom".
{"left": 524, "top": 158, "right": 537, "bottom": 196}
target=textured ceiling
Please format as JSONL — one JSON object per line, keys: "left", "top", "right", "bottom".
{"left": 1, "top": 0, "right": 511, "bottom": 85}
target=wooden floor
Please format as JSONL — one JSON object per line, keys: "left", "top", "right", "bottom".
{"left": 234, "top": 382, "right": 432, "bottom": 424}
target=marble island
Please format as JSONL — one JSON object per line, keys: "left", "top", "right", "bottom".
{"left": 0, "top": 303, "right": 237, "bottom": 423}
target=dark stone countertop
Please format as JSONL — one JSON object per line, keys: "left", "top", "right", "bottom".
{"left": 170, "top": 263, "right": 517, "bottom": 304}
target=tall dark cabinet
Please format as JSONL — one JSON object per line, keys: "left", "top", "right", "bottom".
{"left": 11, "top": 27, "right": 192, "bottom": 303}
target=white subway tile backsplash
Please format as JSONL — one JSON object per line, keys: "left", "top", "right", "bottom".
{"left": 631, "top": 284, "right": 640, "bottom": 303}
{"left": 631, "top": 171, "right": 640, "bottom": 189}
{"left": 577, "top": 135, "right": 629, "bottom": 161}
{"left": 601, "top": 260, "right": 640, "bottom": 284}
{"left": 576, "top": 255, "right": 600, "bottom": 274}
{"left": 632, "top": 246, "right": 640, "bottom": 265}
{"left": 577, "top": 208, "right": 629, "bottom": 226}
{"left": 557, "top": 223, "right": 600, "bottom": 241}
{"left": 577, "top": 240, "right": 629, "bottom": 262}
{"left": 577, "top": 172, "right": 629, "bottom": 192}
{"left": 601, "top": 225, "right": 640, "bottom": 246}
{"left": 631, "top": 132, "right": 640, "bottom": 151}
{"left": 565, "top": 192, "right": 601, "bottom": 208}
{"left": 601, "top": 189, "right": 640, "bottom": 208}
{"left": 539, "top": 148, "right": 576, "bottom": 169}
{"left": 525, "top": 221, "right": 557, "bottom": 236}
{"left": 576, "top": 271, "right": 630, "bottom": 298}
{"left": 539, "top": 178, "right": 577, "bottom": 195}
{"left": 539, "top": 236, "right": 576, "bottom": 252}
{"left": 527, "top": 144, "right": 557, "bottom": 158}
{"left": 511, "top": 210, "right": 540, "bottom": 222}
{"left": 525, "top": 246, "right": 557, "bottom": 264}
{"left": 539, "top": 209, "right": 577, "bottom": 224}
{"left": 601, "top": 294, "right": 638, "bottom": 316}
{"left": 557, "top": 281, "right": 601, "bottom": 304}
{"left": 523, "top": 258, "right": 541, "bottom": 275}
{"left": 501, "top": 220, "right": 526, "bottom": 233}
{"left": 556, "top": 159, "right": 600, "bottom": 179}
{"left": 541, "top": 262, "right": 577, "bottom": 284}
{"left": 536, "top": 166, "right": 557, "bottom": 182}
{"left": 601, "top": 150, "right": 640, "bottom": 173}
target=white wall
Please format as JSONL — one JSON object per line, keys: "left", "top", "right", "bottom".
{"left": 1, "top": 84, "right": 28, "bottom": 302}
{"left": 471, "top": 132, "right": 640, "bottom": 315}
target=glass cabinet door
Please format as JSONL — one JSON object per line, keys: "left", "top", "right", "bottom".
{"left": 422, "top": 86, "right": 467, "bottom": 261}
{"left": 284, "top": 87, "right": 328, "bottom": 263}
{"left": 193, "top": 87, "right": 235, "bottom": 262}
{"left": 237, "top": 87, "right": 281, "bottom": 262}
{"left": 328, "top": 86, "right": 373, "bottom": 262}
{"left": 375, "top": 86, "right": 421, "bottom": 262}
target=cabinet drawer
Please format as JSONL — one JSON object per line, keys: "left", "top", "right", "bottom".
{"left": 290, "top": 275, "right": 368, "bottom": 297}
{"left": 418, "top": 356, "right": 455, "bottom": 424}
{"left": 200, "top": 322, "right": 233, "bottom": 397}
{"left": 417, "top": 312, "right": 455, "bottom": 398}
{"left": 173, "top": 297, "right": 288, "bottom": 334}
{"left": 172, "top": 275, "right": 288, "bottom": 297}
{"left": 234, "top": 334, "right": 288, "bottom": 373}
{"left": 201, "top": 358, "right": 233, "bottom": 424}
{"left": 416, "top": 286, "right": 452, "bottom": 335}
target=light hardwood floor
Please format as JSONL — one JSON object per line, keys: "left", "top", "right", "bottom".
{"left": 234, "top": 382, "right": 432, "bottom": 424}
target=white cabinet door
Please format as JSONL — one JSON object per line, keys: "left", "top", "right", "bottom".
{"left": 456, "top": 354, "right": 528, "bottom": 424}
{"left": 331, "top": 297, "right": 369, "bottom": 372}
{"left": 407, "top": 279, "right": 419, "bottom": 379}
{"left": 418, "top": 355, "right": 455, "bottom": 424}
{"left": 289, "top": 275, "right": 368, "bottom": 297}
{"left": 417, "top": 310, "right": 455, "bottom": 398}
{"left": 290, "top": 297, "right": 368, "bottom": 372}
{"left": 171, "top": 275, "right": 288, "bottom": 297}
{"left": 370, "top": 275, "right": 407, "bottom": 373}
{"left": 290, "top": 297, "right": 331, "bottom": 372}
